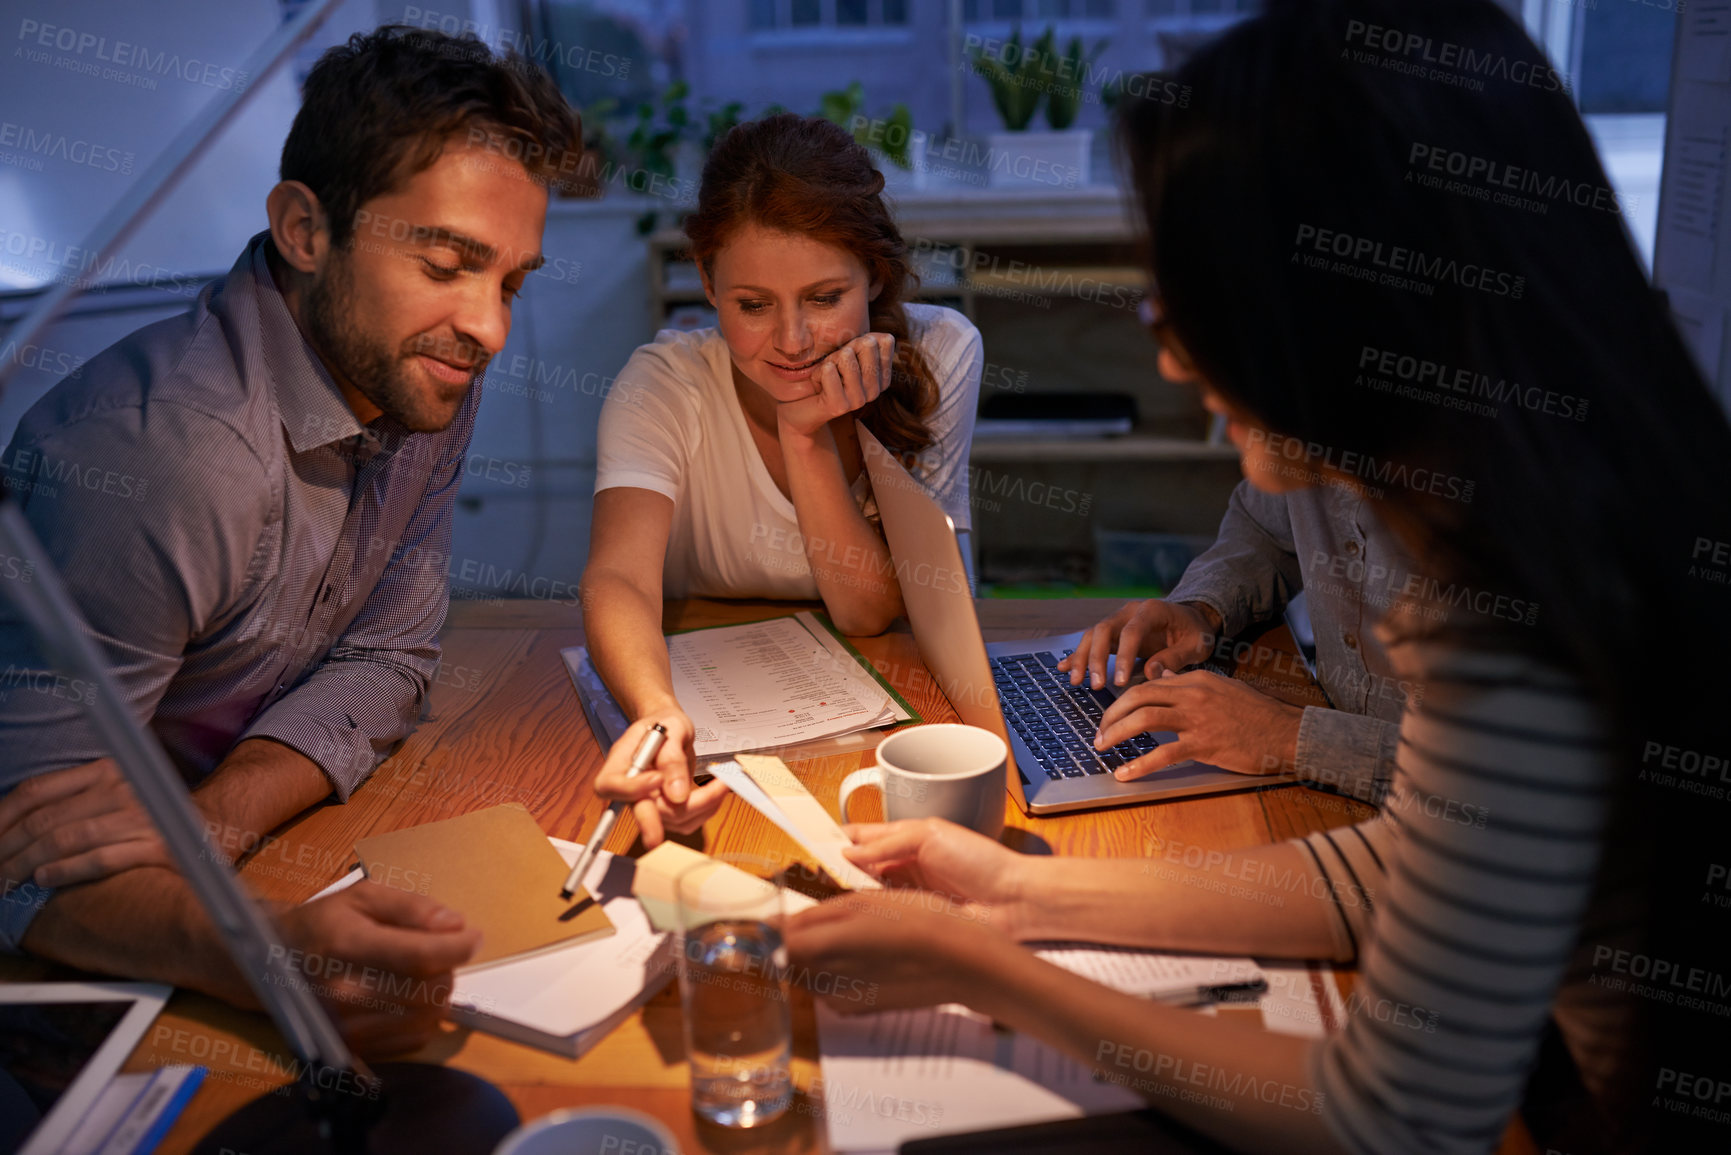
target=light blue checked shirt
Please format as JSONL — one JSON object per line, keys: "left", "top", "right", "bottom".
{"left": 0, "top": 232, "right": 476, "bottom": 949}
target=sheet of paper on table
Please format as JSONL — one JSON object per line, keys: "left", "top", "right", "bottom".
{"left": 669, "top": 612, "right": 911, "bottom": 755}
{"left": 817, "top": 948, "right": 1278, "bottom": 1154}
{"left": 1029, "top": 944, "right": 1265, "bottom": 1003}
{"left": 562, "top": 611, "right": 915, "bottom": 756}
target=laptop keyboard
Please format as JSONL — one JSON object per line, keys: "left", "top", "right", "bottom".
{"left": 990, "top": 652, "right": 1160, "bottom": 782}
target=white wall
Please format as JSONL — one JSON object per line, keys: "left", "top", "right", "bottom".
{"left": 446, "top": 197, "right": 656, "bottom": 597}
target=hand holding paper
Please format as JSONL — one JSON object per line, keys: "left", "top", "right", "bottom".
{"left": 713, "top": 755, "right": 882, "bottom": 891}
{"left": 832, "top": 817, "right": 1020, "bottom": 931}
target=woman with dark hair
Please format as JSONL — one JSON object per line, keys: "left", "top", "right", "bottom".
{"left": 786, "top": 1, "right": 1728, "bottom": 1151}
{"left": 581, "top": 114, "right": 983, "bottom": 842}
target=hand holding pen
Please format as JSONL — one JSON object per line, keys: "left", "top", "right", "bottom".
{"left": 562, "top": 722, "right": 668, "bottom": 899}
{"left": 585, "top": 712, "right": 731, "bottom": 852}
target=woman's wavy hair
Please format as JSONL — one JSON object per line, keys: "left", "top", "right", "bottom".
{"left": 683, "top": 114, "right": 938, "bottom": 469}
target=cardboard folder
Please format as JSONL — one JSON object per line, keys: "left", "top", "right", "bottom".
{"left": 354, "top": 803, "right": 614, "bottom": 969}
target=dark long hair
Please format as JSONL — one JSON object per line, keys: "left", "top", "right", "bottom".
{"left": 683, "top": 114, "right": 939, "bottom": 468}
{"left": 1118, "top": 0, "right": 1730, "bottom": 1147}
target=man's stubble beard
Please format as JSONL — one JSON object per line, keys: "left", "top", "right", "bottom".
{"left": 304, "top": 248, "right": 477, "bottom": 433}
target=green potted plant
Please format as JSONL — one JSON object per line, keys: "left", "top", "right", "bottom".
{"left": 613, "top": 82, "right": 741, "bottom": 233}
{"left": 969, "top": 25, "right": 1103, "bottom": 189}
{"left": 819, "top": 81, "right": 922, "bottom": 187}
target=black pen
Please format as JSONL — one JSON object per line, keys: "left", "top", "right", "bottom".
{"left": 1153, "top": 978, "right": 1269, "bottom": 1008}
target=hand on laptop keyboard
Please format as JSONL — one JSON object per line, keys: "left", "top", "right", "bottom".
{"left": 1056, "top": 599, "right": 1220, "bottom": 691}
{"left": 1094, "top": 668, "right": 1303, "bottom": 780}
{"left": 993, "top": 653, "right": 1159, "bottom": 781}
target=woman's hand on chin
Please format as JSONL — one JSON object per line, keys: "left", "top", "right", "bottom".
{"left": 776, "top": 332, "right": 895, "bottom": 441}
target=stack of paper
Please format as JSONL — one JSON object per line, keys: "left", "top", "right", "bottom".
{"left": 442, "top": 842, "right": 671, "bottom": 1057}
{"left": 563, "top": 611, "right": 915, "bottom": 758}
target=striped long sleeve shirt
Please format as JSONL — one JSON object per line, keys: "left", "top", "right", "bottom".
{"left": 1301, "top": 637, "right": 1638, "bottom": 1154}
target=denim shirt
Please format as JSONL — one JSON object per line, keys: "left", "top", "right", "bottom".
{"left": 1168, "top": 479, "right": 1414, "bottom": 802}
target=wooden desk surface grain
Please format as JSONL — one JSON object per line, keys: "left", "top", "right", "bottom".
{"left": 5, "top": 596, "right": 1395, "bottom": 1154}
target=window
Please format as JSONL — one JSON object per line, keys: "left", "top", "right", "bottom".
{"left": 533, "top": 2, "right": 678, "bottom": 110}
{"left": 751, "top": 0, "right": 911, "bottom": 28}
{"left": 1575, "top": 2, "right": 1677, "bottom": 113}
{"left": 966, "top": 0, "right": 1116, "bottom": 18}
{"left": 1145, "top": 0, "right": 1254, "bottom": 14}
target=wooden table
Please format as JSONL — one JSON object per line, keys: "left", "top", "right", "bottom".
{"left": 5, "top": 597, "right": 1380, "bottom": 1154}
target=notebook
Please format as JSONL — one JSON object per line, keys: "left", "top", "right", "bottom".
{"left": 313, "top": 833, "right": 670, "bottom": 1058}
{"left": 353, "top": 804, "right": 614, "bottom": 970}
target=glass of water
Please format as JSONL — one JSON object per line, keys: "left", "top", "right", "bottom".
{"left": 674, "top": 860, "right": 792, "bottom": 1128}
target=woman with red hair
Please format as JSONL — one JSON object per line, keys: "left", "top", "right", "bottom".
{"left": 579, "top": 114, "right": 983, "bottom": 841}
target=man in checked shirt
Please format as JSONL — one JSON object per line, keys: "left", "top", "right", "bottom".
{"left": 0, "top": 27, "right": 580, "bottom": 1054}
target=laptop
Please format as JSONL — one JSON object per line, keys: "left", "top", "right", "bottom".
{"left": 859, "top": 423, "right": 1292, "bottom": 816}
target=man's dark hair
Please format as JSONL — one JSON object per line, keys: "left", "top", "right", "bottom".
{"left": 280, "top": 26, "right": 582, "bottom": 246}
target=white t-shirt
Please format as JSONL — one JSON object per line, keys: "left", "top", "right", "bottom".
{"left": 595, "top": 303, "right": 982, "bottom": 599}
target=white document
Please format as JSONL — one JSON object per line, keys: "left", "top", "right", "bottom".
{"left": 817, "top": 947, "right": 1269, "bottom": 1153}
{"left": 1656, "top": 107, "right": 1727, "bottom": 292}
{"left": 310, "top": 840, "right": 674, "bottom": 1058}
{"left": 562, "top": 613, "right": 912, "bottom": 758}
{"left": 669, "top": 615, "right": 904, "bottom": 756}
{"left": 791, "top": 611, "right": 915, "bottom": 720}
{"left": 816, "top": 1002, "right": 1141, "bottom": 1154}
{"left": 1679, "top": 1, "right": 1731, "bottom": 83}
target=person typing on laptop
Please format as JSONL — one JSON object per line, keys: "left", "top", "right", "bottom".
{"left": 1057, "top": 481, "right": 1414, "bottom": 806}
{"left": 580, "top": 115, "right": 984, "bottom": 846}
{"left": 0, "top": 28, "right": 580, "bottom": 1053}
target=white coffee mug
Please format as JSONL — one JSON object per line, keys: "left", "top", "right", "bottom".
{"left": 838, "top": 723, "right": 1007, "bottom": 840}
